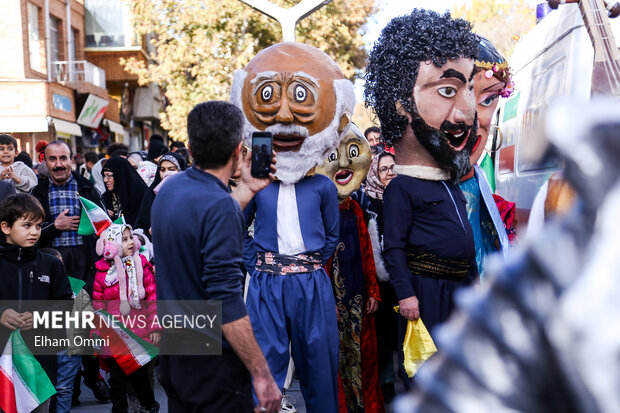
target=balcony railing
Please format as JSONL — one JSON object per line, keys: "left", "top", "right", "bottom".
{"left": 53, "top": 61, "right": 106, "bottom": 89}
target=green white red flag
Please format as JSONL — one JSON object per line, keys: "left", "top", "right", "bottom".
{"left": 0, "top": 330, "right": 56, "bottom": 413}
{"left": 94, "top": 310, "right": 159, "bottom": 375}
{"left": 77, "top": 196, "right": 111, "bottom": 236}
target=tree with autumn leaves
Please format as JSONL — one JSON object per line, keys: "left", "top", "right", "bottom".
{"left": 122, "top": 0, "right": 375, "bottom": 141}
{"left": 452, "top": 0, "right": 536, "bottom": 58}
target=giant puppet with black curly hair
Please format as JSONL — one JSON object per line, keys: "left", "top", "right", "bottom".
{"left": 364, "top": 9, "right": 480, "bottom": 384}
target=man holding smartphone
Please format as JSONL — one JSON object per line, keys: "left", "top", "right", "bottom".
{"left": 251, "top": 133, "right": 273, "bottom": 179}
{"left": 152, "top": 101, "right": 281, "bottom": 412}
{"left": 231, "top": 42, "right": 356, "bottom": 413}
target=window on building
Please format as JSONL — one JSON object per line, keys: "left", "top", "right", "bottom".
{"left": 85, "top": 0, "right": 139, "bottom": 48}
{"left": 70, "top": 28, "right": 78, "bottom": 61}
{"left": 27, "top": 3, "right": 41, "bottom": 71}
{"left": 50, "top": 16, "right": 61, "bottom": 63}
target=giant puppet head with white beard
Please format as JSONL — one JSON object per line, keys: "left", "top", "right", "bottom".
{"left": 231, "top": 42, "right": 355, "bottom": 184}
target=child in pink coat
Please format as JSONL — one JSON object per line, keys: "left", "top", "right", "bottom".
{"left": 92, "top": 223, "right": 160, "bottom": 413}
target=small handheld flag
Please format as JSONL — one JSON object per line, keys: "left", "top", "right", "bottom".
{"left": 78, "top": 196, "right": 112, "bottom": 236}
{"left": 0, "top": 330, "right": 56, "bottom": 413}
{"left": 94, "top": 310, "right": 159, "bottom": 375}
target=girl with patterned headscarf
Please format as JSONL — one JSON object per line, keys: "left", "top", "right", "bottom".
{"left": 92, "top": 223, "right": 160, "bottom": 412}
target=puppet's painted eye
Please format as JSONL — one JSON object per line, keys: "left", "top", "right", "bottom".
{"left": 261, "top": 85, "right": 274, "bottom": 101}
{"left": 438, "top": 87, "right": 457, "bottom": 98}
{"left": 348, "top": 144, "right": 359, "bottom": 158}
{"left": 328, "top": 151, "right": 337, "bottom": 162}
{"left": 480, "top": 94, "right": 499, "bottom": 107}
{"left": 294, "top": 85, "right": 308, "bottom": 102}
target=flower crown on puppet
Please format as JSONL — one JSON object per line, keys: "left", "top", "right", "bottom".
{"left": 96, "top": 224, "right": 145, "bottom": 315}
{"left": 475, "top": 36, "right": 514, "bottom": 98}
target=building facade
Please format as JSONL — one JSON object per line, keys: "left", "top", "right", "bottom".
{"left": 0, "top": 0, "right": 124, "bottom": 158}
{"left": 84, "top": 0, "right": 165, "bottom": 152}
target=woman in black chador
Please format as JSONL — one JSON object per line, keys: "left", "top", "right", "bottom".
{"left": 101, "top": 156, "right": 148, "bottom": 227}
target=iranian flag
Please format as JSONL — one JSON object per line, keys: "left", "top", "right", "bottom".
{"left": 77, "top": 196, "right": 112, "bottom": 236}
{"left": 94, "top": 310, "right": 159, "bottom": 375}
{"left": 0, "top": 331, "right": 56, "bottom": 413}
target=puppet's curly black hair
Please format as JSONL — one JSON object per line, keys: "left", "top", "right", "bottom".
{"left": 364, "top": 9, "right": 479, "bottom": 146}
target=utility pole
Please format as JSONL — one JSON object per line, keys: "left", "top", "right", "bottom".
{"left": 238, "top": 0, "right": 334, "bottom": 42}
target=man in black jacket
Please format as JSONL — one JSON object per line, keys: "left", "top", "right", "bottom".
{"left": 31, "top": 141, "right": 103, "bottom": 294}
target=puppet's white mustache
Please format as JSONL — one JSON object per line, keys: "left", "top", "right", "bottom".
{"left": 265, "top": 124, "right": 309, "bottom": 138}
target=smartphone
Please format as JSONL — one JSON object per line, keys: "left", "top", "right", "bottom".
{"left": 251, "top": 131, "right": 273, "bottom": 178}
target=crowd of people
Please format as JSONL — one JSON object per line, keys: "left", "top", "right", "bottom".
{"left": 0, "top": 134, "right": 192, "bottom": 413}
{"left": 0, "top": 8, "right": 522, "bottom": 413}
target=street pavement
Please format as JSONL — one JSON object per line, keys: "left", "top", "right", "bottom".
{"left": 73, "top": 377, "right": 307, "bottom": 413}
{"left": 71, "top": 379, "right": 168, "bottom": 413}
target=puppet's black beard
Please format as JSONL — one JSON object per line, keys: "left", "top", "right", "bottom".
{"left": 410, "top": 113, "right": 477, "bottom": 183}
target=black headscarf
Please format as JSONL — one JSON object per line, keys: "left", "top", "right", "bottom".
{"left": 101, "top": 156, "right": 148, "bottom": 227}
{"left": 147, "top": 139, "right": 168, "bottom": 162}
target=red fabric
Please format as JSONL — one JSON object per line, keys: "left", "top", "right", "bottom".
{"left": 492, "top": 194, "right": 518, "bottom": 243}
{"left": 0, "top": 366, "right": 18, "bottom": 413}
{"left": 92, "top": 254, "right": 160, "bottom": 342}
{"left": 35, "top": 141, "right": 47, "bottom": 163}
{"left": 327, "top": 198, "right": 385, "bottom": 413}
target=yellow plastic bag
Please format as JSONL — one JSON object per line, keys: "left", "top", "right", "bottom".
{"left": 394, "top": 306, "right": 437, "bottom": 378}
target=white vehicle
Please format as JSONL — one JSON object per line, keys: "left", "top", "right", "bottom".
{"left": 492, "top": 1, "right": 620, "bottom": 231}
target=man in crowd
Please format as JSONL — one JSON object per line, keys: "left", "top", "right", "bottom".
{"left": 79, "top": 151, "right": 99, "bottom": 184}
{"left": 30, "top": 140, "right": 110, "bottom": 401}
{"left": 364, "top": 126, "right": 381, "bottom": 147}
{"left": 365, "top": 126, "right": 384, "bottom": 156}
{"left": 169, "top": 140, "right": 186, "bottom": 152}
{"left": 364, "top": 9, "right": 479, "bottom": 384}
{"left": 152, "top": 100, "right": 281, "bottom": 412}
{"left": 31, "top": 141, "right": 104, "bottom": 291}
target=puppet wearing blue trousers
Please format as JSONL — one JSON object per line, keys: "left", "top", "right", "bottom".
{"left": 244, "top": 175, "right": 340, "bottom": 412}
{"left": 231, "top": 41, "right": 356, "bottom": 413}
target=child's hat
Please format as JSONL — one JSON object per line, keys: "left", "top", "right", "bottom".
{"left": 101, "top": 223, "right": 131, "bottom": 246}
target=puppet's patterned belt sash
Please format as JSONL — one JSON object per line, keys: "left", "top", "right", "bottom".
{"left": 406, "top": 248, "right": 471, "bottom": 280}
{"left": 255, "top": 252, "right": 322, "bottom": 275}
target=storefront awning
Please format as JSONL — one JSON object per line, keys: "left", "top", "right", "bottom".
{"left": 52, "top": 118, "right": 82, "bottom": 136}
{"left": 103, "top": 119, "right": 125, "bottom": 135}
{"left": 0, "top": 117, "right": 48, "bottom": 133}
